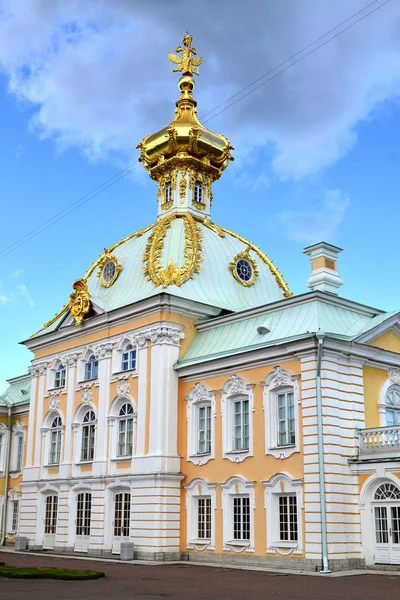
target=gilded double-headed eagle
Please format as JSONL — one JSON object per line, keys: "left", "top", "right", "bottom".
{"left": 168, "top": 33, "right": 203, "bottom": 76}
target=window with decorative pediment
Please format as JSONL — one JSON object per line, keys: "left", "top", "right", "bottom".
{"left": 263, "top": 472, "right": 303, "bottom": 555}
{"left": 221, "top": 475, "right": 255, "bottom": 552}
{"left": 262, "top": 366, "right": 300, "bottom": 459}
{"left": 108, "top": 385, "right": 137, "bottom": 463}
{"left": 184, "top": 478, "right": 216, "bottom": 550}
{"left": 84, "top": 355, "right": 98, "bottom": 381}
{"left": 385, "top": 386, "right": 400, "bottom": 426}
{"left": 186, "top": 383, "right": 216, "bottom": 466}
{"left": 221, "top": 375, "right": 254, "bottom": 463}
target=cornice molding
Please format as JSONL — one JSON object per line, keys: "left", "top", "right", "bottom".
{"left": 22, "top": 293, "right": 220, "bottom": 352}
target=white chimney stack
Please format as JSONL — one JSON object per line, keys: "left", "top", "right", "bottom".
{"left": 303, "top": 241, "right": 343, "bottom": 295}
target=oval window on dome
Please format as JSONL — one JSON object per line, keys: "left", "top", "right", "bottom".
{"left": 229, "top": 249, "right": 258, "bottom": 287}
{"left": 98, "top": 254, "right": 121, "bottom": 287}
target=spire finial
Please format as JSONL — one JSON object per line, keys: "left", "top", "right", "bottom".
{"left": 168, "top": 33, "right": 203, "bottom": 77}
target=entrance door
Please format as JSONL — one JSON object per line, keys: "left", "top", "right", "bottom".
{"left": 374, "top": 504, "right": 400, "bottom": 564}
{"left": 75, "top": 492, "right": 91, "bottom": 552}
{"left": 43, "top": 495, "right": 58, "bottom": 549}
{"left": 112, "top": 492, "right": 131, "bottom": 554}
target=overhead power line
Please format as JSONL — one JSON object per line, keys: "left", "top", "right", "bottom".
{"left": 0, "top": 0, "right": 392, "bottom": 259}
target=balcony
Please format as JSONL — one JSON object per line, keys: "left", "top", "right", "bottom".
{"left": 357, "top": 426, "right": 400, "bottom": 461}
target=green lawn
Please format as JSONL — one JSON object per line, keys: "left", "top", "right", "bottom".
{"left": 0, "top": 564, "right": 105, "bottom": 580}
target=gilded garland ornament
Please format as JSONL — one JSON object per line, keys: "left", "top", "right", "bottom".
{"left": 143, "top": 212, "right": 203, "bottom": 288}
{"left": 97, "top": 251, "right": 122, "bottom": 288}
{"left": 229, "top": 247, "right": 259, "bottom": 287}
{"left": 68, "top": 279, "right": 91, "bottom": 326}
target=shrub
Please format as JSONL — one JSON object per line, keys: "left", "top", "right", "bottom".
{"left": 0, "top": 565, "right": 105, "bottom": 580}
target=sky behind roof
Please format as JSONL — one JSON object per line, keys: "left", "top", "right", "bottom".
{"left": 0, "top": 0, "right": 400, "bottom": 391}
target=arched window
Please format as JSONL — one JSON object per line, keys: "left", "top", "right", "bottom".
{"left": 374, "top": 483, "right": 400, "bottom": 500}
{"left": 385, "top": 387, "right": 400, "bottom": 426}
{"left": 49, "top": 416, "right": 62, "bottom": 465}
{"left": 81, "top": 410, "right": 96, "bottom": 462}
{"left": 121, "top": 344, "right": 136, "bottom": 372}
{"left": 117, "top": 403, "right": 134, "bottom": 457}
{"left": 194, "top": 180, "right": 203, "bottom": 204}
{"left": 164, "top": 181, "right": 172, "bottom": 204}
{"left": 84, "top": 355, "right": 98, "bottom": 381}
{"left": 54, "top": 365, "right": 66, "bottom": 389}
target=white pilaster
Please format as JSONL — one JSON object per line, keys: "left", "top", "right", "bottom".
{"left": 59, "top": 353, "right": 78, "bottom": 479}
{"left": 93, "top": 342, "right": 113, "bottom": 475}
{"left": 25, "top": 364, "right": 41, "bottom": 468}
{"left": 132, "top": 334, "right": 148, "bottom": 456}
{"left": 33, "top": 365, "right": 48, "bottom": 468}
{"left": 148, "top": 326, "right": 183, "bottom": 458}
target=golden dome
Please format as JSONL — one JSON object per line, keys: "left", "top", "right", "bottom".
{"left": 137, "top": 34, "right": 234, "bottom": 182}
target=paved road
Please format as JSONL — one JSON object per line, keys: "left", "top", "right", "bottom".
{"left": 0, "top": 552, "right": 399, "bottom": 600}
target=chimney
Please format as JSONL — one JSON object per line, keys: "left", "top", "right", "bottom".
{"left": 303, "top": 241, "right": 343, "bottom": 295}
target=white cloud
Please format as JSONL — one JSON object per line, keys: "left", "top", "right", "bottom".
{"left": 13, "top": 268, "right": 24, "bottom": 278}
{"left": 0, "top": 281, "right": 12, "bottom": 305}
{"left": 273, "top": 188, "right": 350, "bottom": 243}
{"left": 16, "top": 283, "right": 35, "bottom": 308}
{"left": 0, "top": 1, "right": 399, "bottom": 178}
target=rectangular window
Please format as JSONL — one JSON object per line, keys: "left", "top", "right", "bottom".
{"left": 198, "top": 405, "right": 211, "bottom": 454}
{"left": 234, "top": 399, "right": 249, "bottom": 451}
{"left": 11, "top": 500, "right": 19, "bottom": 532}
{"left": 114, "top": 492, "right": 131, "bottom": 538}
{"left": 117, "top": 419, "right": 133, "bottom": 457}
{"left": 81, "top": 424, "right": 95, "bottom": 461}
{"left": 49, "top": 430, "right": 61, "bottom": 465}
{"left": 55, "top": 368, "right": 66, "bottom": 389}
{"left": 16, "top": 435, "right": 23, "bottom": 471}
{"left": 197, "top": 497, "right": 211, "bottom": 539}
{"left": 277, "top": 392, "right": 295, "bottom": 446}
{"left": 279, "top": 495, "right": 298, "bottom": 542}
{"left": 233, "top": 496, "right": 250, "bottom": 541}
{"left": 44, "top": 495, "right": 58, "bottom": 534}
{"left": 76, "top": 492, "right": 91, "bottom": 536}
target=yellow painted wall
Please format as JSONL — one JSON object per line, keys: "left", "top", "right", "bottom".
{"left": 363, "top": 366, "right": 387, "bottom": 428}
{"left": 368, "top": 330, "right": 400, "bottom": 353}
{"left": 34, "top": 311, "right": 197, "bottom": 360}
{"left": 178, "top": 359, "right": 304, "bottom": 558}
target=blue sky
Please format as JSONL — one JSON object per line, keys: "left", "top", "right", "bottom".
{"left": 1, "top": 0, "right": 400, "bottom": 391}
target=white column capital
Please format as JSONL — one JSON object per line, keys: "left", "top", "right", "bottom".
{"left": 29, "top": 361, "right": 48, "bottom": 377}
{"left": 61, "top": 353, "right": 79, "bottom": 368}
{"left": 133, "top": 326, "right": 184, "bottom": 347}
{"left": 94, "top": 342, "right": 113, "bottom": 360}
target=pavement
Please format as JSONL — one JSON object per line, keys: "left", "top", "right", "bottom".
{"left": 0, "top": 551, "right": 399, "bottom": 599}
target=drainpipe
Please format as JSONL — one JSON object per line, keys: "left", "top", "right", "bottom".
{"left": 0, "top": 401, "right": 12, "bottom": 546}
{"left": 316, "top": 333, "right": 330, "bottom": 574}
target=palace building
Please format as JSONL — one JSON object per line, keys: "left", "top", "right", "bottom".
{"left": 2, "top": 34, "right": 400, "bottom": 571}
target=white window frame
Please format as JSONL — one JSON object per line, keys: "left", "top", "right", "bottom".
{"left": 221, "top": 475, "right": 255, "bottom": 552}
{"left": 84, "top": 355, "right": 99, "bottom": 382}
{"left": 7, "top": 489, "right": 21, "bottom": 535}
{"left": 48, "top": 416, "right": 63, "bottom": 465}
{"left": 186, "top": 383, "right": 216, "bottom": 466}
{"left": 73, "top": 405, "right": 97, "bottom": 465}
{"left": 54, "top": 365, "right": 66, "bottom": 389}
{"left": 108, "top": 394, "right": 137, "bottom": 465}
{"left": 262, "top": 366, "right": 300, "bottom": 459}
{"left": 381, "top": 384, "right": 400, "bottom": 426}
{"left": 263, "top": 472, "right": 303, "bottom": 554}
{"left": 0, "top": 422, "right": 8, "bottom": 473}
{"left": 116, "top": 402, "right": 135, "bottom": 457}
{"left": 10, "top": 421, "right": 26, "bottom": 473}
{"left": 113, "top": 338, "right": 138, "bottom": 375}
{"left": 184, "top": 478, "right": 216, "bottom": 550}
{"left": 221, "top": 375, "right": 254, "bottom": 463}
{"left": 81, "top": 410, "right": 96, "bottom": 462}
{"left": 193, "top": 180, "right": 203, "bottom": 204}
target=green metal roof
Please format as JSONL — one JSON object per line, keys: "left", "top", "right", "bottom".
{"left": 177, "top": 297, "right": 397, "bottom": 367}
{"left": 0, "top": 375, "right": 31, "bottom": 407}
